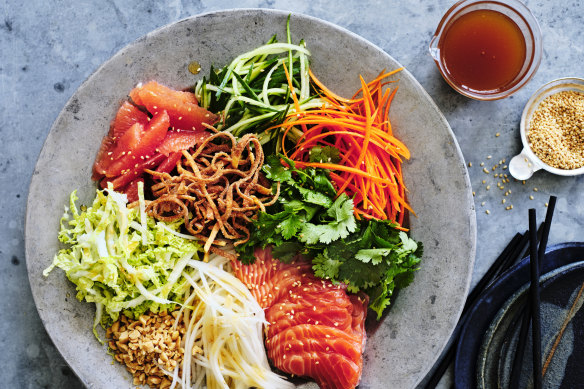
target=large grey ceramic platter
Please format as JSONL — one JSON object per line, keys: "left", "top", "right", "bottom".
{"left": 25, "top": 9, "right": 476, "bottom": 389}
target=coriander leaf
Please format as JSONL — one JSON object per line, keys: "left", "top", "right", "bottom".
{"left": 366, "top": 280, "right": 395, "bottom": 319}
{"left": 327, "top": 194, "right": 357, "bottom": 234}
{"left": 312, "top": 172, "right": 337, "bottom": 198}
{"left": 338, "top": 257, "right": 388, "bottom": 291}
{"left": 263, "top": 154, "right": 292, "bottom": 182}
{"left": 355, "top": 248, "right": 391, "bottom": 265}
{"left": 279, "top": 213, "right": 303, "bottom": 239}
{"left": 399, "top": 231, "right": 419, "bottom": 252}
{"left": 301, "top": 194, "right": 357, "bottom": 244}
{"left": 296, "top": 185, "right": 333, "bottom": 207}
{"left": 309, "top": 145, "right": 340, "bottom": 164}
{"left": 312, "top": 252, "right": 342, "bottom": 280}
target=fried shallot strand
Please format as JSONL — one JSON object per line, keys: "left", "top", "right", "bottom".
{"left": 144, "top": 132, "right": 279, "bottom": 254}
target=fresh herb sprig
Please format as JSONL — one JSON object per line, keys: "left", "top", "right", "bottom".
{"left": 235, "top": 154, "right": 422, "bottom": 318}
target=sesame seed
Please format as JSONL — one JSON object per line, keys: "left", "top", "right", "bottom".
{"left": 480, "top": 162, "right": 485, "bottom": 167}
{"left": 486, "top": 210, "right": 490, "bottom": 215}
{"left": 483, "top": 168, "right": 490, "bottom": 174}
{"left": 487, "top": 155, "right": 492, "bottom": 159}
{"left": 530, "top": 195, "right": 534, "bottom": 200}
{"left": 482, "top": 180, "right": 486, "bottom": 184}
{"left": 533, "top": 187, "right": 538, "bottom": 192}
{"left": 502, "top": 198, "right": 507, "bottom": 204}
{"left": 481, "top": 201, "right": 485, "bottom": 206}
{"left": 486, "top": 185, "right": 491, "bottom": 190}
{"left": 468, "top": 162, "right": 472, "bottom": 167}
{"left": 496, "top": 132, "right": 500, "bottom": 137}
{"left": 527, "top": 90, "right": 584, "bottom": 169}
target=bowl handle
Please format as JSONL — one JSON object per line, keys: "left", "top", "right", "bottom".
{"left": 509, "top": 148, "right": 542, "bottom": 180}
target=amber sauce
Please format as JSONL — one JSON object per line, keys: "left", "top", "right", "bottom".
{"left": 439, "top": 9, "right": 526, "bottom": 92}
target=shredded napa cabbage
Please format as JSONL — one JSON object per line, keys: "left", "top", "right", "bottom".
{"left": 44, "top": 183, "right": 201, "bottom": 339}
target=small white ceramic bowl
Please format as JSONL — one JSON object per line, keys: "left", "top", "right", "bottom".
{"left": 509, "top": 77, "right": 584, "bottom": 180}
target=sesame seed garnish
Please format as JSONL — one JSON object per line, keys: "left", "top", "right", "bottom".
{"left": 486, "top": 185, "right": 491, "bottom": 190}
{"left": 468, "top": 162, "right": 472, "bottom": 167}
{"left": 533, "top": 187, "right": 538, "bottom": 192}
{"left": 502, "top": 199, "right": 506, "bottom": 204}
{"left": 482, "top": 180, "right": 486, "bottom": 184}
{"left": 487, "top": 155, "right": 492, "bottom": 159}
{"left": 529, "top": 195, "right": 534, "bottom": 200}
{"left": 486, "top": 210, "right": 490, "bottom": 215}
{"left": 480, "top": 162, "right": 485, "bottom": 167}
{"left": 483, "top": 168, "right": 490, "bottom": 174}
{"left": 481, "top": 201, "right": 485, "bottom": 206}
{"left": 496, "top": 132, "right": 500, "bottom": 137}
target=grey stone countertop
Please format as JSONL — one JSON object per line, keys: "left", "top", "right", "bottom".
{"left": 1, "top": 1, "right": 582, "bottom": 388}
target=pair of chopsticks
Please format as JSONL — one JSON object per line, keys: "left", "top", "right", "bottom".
{"left": 425, "top": 195, "right": 557, "bottom": 388}
{"left": 509, "top": 196, "right": 557, "bottom": 388}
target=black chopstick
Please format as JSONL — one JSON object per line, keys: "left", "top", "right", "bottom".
{"left": 528, "top": 209, "right": 543, "bottom": 389}
{"left": 424, "top": 230, "right": 528, "bottom": 388}
{"left": 463, "top": 232, "right": 523, "bottom": 312}
{"left": 509, "top": 197, "right": 556, "bottom": 388}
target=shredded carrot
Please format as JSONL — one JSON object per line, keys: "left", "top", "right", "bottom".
{"left": 281, "top": 68, "right": 413, "bottom": 225}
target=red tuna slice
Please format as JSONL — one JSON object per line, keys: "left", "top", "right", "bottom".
{"left": 232, "top": 246, "right": 368, "bottom": 389}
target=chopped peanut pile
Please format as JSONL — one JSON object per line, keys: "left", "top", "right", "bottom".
{"left": 107, "top": 311, "right": 186, "bottom": 388}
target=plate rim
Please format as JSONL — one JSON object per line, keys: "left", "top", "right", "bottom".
{"left": 25, "top": 8, "right": 476, "bottom": 388}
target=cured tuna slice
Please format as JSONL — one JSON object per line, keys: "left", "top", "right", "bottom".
{"left": 232, "top": 247, "right": 368, "bottom": 389}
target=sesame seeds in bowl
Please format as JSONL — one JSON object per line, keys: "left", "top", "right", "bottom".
{"left": 509, "top": 77, "right": 584, "bottom": 180}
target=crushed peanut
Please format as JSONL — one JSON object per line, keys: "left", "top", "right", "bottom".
{"left": 107, "top": 311, "right": 186, "bottom": 389}
{"left": 527, "top": 90, "right": 584, "bottom": 169}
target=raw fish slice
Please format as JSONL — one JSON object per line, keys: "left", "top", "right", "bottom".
{"left": 231, "top": 247, "right": 312, "bottom": 308}
{"left": 232, "top": 247, "right": 368, "bottom": 389}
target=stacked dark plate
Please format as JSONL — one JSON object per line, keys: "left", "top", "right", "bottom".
{"left": 427, "top": 196, "right": 584, "bottom": 388}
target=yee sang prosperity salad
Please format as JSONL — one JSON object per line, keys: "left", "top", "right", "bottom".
{"left": 45, "top": 18, "right": 423, "bottom": 389}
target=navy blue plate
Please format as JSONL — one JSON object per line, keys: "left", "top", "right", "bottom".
{"left": 454, "top": 242, "right": 584, "bottom": 389}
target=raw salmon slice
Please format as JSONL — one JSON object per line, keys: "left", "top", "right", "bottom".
{"left": 232, "top": 247, "right": 368, "bottom": 389}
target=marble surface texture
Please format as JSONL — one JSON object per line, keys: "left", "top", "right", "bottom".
{"left": 1, "top": 1, "right": 582, "bottom": 388}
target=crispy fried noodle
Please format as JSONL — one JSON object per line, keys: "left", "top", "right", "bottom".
{"left": 144, "top": 132, "right": 279, "bottom": 257}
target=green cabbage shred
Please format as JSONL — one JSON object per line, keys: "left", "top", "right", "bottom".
{"left": 44, "top": 184, "right": 201, "bottom": 339}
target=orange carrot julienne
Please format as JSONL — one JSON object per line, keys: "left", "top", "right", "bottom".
{"left": 282, "top": 68, "right": 412, "bottom": 224}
